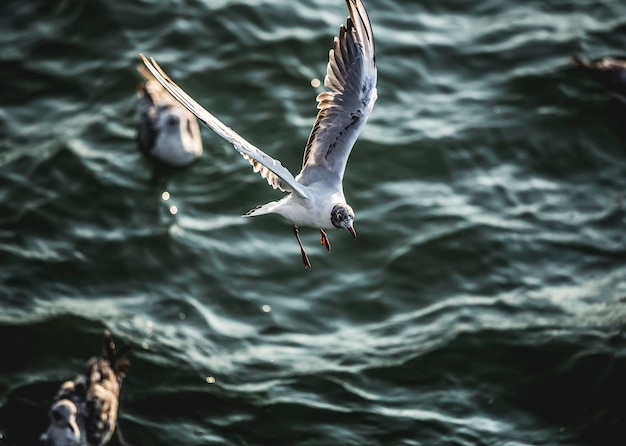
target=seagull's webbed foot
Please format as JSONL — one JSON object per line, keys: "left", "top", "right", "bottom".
{"left": 319, "top": 229, "right": 331, "bottom": 252}
{"left": 293, "top": 226, "right": 311, "bottom": 269}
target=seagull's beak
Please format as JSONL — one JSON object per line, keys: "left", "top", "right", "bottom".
{"left": 344, "top": 221, "right": 357, "bottom": 239}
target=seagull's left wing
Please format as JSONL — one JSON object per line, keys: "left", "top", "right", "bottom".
{"left": 297, "top": 0, "right": 377, "bottom": 186}
{"left": 140, "top": 54, "right": 310, "bottom": 199}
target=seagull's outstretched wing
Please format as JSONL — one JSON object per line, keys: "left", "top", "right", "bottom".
{"left": 297, "top": 0, "right": 377, "bottom": 186}
{"left": 139, "top": 54, "right": 310, "bottom": 199}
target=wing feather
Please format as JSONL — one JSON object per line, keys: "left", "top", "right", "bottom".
{"left": 297, "top": 0, "right": 377, "bottom": 186}
{"left": 139, "top": 54, "right": 310, "bottom": 199}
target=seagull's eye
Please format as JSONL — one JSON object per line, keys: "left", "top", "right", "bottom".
{"left": 52, "top": 410, "right": 63, "bottom": 422}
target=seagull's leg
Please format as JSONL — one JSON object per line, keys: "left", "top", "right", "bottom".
{"left": 319, "top": 229, "right": 331, "bottom": 252}
{"left": 293, "top": 226, "right": 311, "bottom": 269}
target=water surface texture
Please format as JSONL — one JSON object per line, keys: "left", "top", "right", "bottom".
{"left": 1, "top": 0, "right": 626, "bottom": 445}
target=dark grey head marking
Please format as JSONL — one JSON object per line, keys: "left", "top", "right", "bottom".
{"left": 331, "top": 204, "right": 354, "bottom": 229}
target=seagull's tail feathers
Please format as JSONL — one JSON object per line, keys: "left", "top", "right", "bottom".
{"left": 244, "top": 201, "right": 279, "bottom": 217}
{"left": 102, "top": 330, "right": 131, "bottom": 380}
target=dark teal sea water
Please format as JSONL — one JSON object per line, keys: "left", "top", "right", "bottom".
{"left": 1, "top": 0, "right": 626, "bottom": 445}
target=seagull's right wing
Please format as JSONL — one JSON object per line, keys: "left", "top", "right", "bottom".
{"left": 297, "top": 0, "right": 377, "bottom": 185}
{"left": 140, "top": 54, "right": 309, "bottom": 199}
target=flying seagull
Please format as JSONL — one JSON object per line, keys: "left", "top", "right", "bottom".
{"left": 40, "top": 331, "right": 131, "bottom": 446}
{"left": 137, "top": 64, "right": 203, "bottom": 166}
{"left": 572, "top": 54, "right": 626, "bottom": 104}
{"left": 140, "top": 0, "right": 377, "bottom": 268}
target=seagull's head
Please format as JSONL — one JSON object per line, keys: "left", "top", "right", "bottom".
{"left": 331, "top": 204, "right": 356, "bottom": 238}
{"left": 154, "top": 106, "right": 203, "bottom": 163}
{"left": 44, "top": 399, "right": 81, "bottom": 445}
